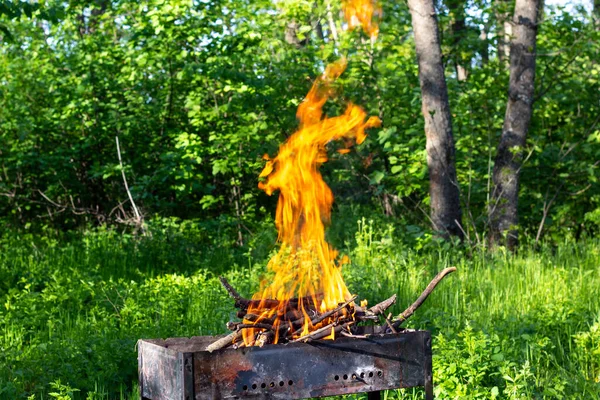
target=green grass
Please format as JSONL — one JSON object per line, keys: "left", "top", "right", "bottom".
{"left": 1, "top": 217, "right": 599, "bottom": 399}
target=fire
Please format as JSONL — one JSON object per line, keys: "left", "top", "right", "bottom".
{"left": 343, "top": 0, "right": 382, "bottom": 40}
{"left": 242, "top": 0, "right": 381, "bottom": 346}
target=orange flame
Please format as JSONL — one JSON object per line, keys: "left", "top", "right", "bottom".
{"left": 343, "top": 0, "right": 382, "bottom": 40}
{"left": 242, "top": 0, "right": 382, "bottom": 346}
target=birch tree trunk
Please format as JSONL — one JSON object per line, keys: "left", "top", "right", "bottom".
{"left": 407, "top": 0, "right": 464, "bottom": 240}
{"left": 489, "top": 0, "right": 540, "bottom": 249}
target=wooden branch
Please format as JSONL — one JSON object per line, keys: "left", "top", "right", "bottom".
{"left": 256, "top": 332, "right": 271, "bottom": 347}
{"left": 290, "top": 295, "right": 356, "bottom": 337}
{"left": 218, "top": 276, "right": 275, "bottom": 309}
{"left": 392, "top": 267, "right": 456, "bottom": 329}
{"left": 206, "top": 331, "right": 243, "bottom": 353}
{"left": 385, "top": 312, "right": 398, "bottom": 334}
{"left": 219, "top": 276, "right": 243, "bottom": 302}
{"left": 310, "top": 295, "right": 357, "bottom": 327}
{"left": 368, "top": 294, "right": 397, "bottom": 315}
{"left": 291, "top": 322, "right": 338, "bottom": 343}
{"left": 226, "top": 321, "right": 240, "bottom": 331}
{"left": 354, "top": 310, "right": 379, "bottom": 321}
{"left": 292, "top": 321, "right": 354, "bottom": 343}
{"left": 353, "top": 295, "right": 398, "bottom": 322}
{"left": 218, "top": 277, "right": 319, "bottom": 311}
{"left": 237, "top": 323, "right": 274, "bottom": 331}
{"left": 340, "top": 331, "right": 369, "bottom": 339}
{"left": 115, "top": 136, "right": 145, "bottom": 235}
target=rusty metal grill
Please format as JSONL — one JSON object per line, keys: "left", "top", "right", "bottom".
{"left": 138, "top": 330, "right": 433, "bottom": 400}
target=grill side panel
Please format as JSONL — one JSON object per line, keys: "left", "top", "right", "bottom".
{"left": 139, "top": 341, "right": 185, "bottom": 400}
{"left": 193, "top": 331, "right": 430, "bottom": 399}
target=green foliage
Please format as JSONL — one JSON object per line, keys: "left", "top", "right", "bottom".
{"left": 1, "top": 1, "right": 597, "bottom": 242}
{"left": 48, "top": 380, "right": 80, "bottom": 400}
{"left": 1, "top": 215, "right": 600, "bottom": 399}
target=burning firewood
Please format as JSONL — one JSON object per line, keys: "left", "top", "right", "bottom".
{"left": 206, "top": 268, "right": 456, "bottom": 352}
{"left": 219, "top": 276, "right": 321, "bottom": 314}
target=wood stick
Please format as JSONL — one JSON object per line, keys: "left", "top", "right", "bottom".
{"left": 243, "top": 309, "right": 302, "bottom": 325}
{"left": 340, "top": 331, "right": 370, "bottom": 339}
{"left": 206, "top": 331, "right": 243, "bottom": 352}
{"left": 239, "top": 313, "right": 308, "bottom": 343}
{"left": 226, "top": 321, "right": 240, "bottom": 331}
{"left": 354, "top": 310, "right": 379, "bottom": 321}
{"left": 368, "top": 294, "right": 397, "bottom": 315}
{"left": 115, "top": 136, "right": 146, "bottom": 235}
{"left": 352, "top": 294, "right": 397, "bottom": 322}
{"left": 218, "top": 276, "right": 257, "bottom": 310}
{"left": 256, "top": 332, "right": 270, "bottom": 347}
{"left": 291, "top": 322, "right": 338, "bottom": 343}
{"left": 290, "top": 295, "right": 356, "bottom": 338}
{"left": 241, "top": 313, "right": 262, "bottom": 323}
{"left": 385, "top": 312, "right": 398, "bottom": 334}
{"left": 312, "top": 295, "right": 357, "bottom": 325}
{"left": 236, "top": 323, "right": 274, "bottom": 331}
{"left": 218, "top": 276, "right": 277, "bottom": 309}
{"left": 291, "top": 320, "right": 354, "bottom": 343}
{"left": 219, "top": 276, "right": 242, "bottom": 301}
{"left": 219, "top": 277, "right": 321, "bottom": 311}
{"left": 392, "top": 267, "right": 457, "bottom": 329}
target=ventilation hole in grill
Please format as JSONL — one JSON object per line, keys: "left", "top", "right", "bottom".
{"left": 243, "top": 385, "right": 248, "bottom": 391}
{"left": 360, "top": 372, "right": 365, "bottom": 378}
{"left": 252, "top": 384, "right": 257, "bottom": 390}
{"left": 369, "top": 371, "right": 374, "bottom": 378}
{"left": 343, "top": 374, "right": 348, "bottom": 380}
{"left": 288, "top": 380, "right": 294, "bottom": 386}
{"left": 352, "top": 374, "right": 357, "bottom": 380}
{"left": 261, "top": 383, "right": 266, "bottom": 389}
{"left": 334, "top": 375, "right": 340, "bottom": 381}
{"left": 377, "top": 371, "right": 383, "bottom": 377}
{"left": 279, "top": 381, "right": 284, "bottom": 387}
{"left": 270, "top": 382, "right": 275, "bottom": 388}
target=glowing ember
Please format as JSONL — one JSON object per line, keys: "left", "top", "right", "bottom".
{"left": 243, "top": 0, "right": 381, "bottom": 345}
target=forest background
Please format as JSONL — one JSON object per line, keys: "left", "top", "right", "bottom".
{"left": 1, "top": 0, "right": 599, "bottom": 399}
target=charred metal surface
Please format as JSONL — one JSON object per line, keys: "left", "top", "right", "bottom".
{"left": 138, "top": 330, "right": 433, "bottom": 400}
{"left": 139, "top": 340, "right": 183, "bottom": 400}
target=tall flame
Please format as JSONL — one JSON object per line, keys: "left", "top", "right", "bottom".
{"left": 343, "top": 0, "right": 382, "bottom": 40}
{"left": 243, "top": 0, "right": 381, "bottom": 345}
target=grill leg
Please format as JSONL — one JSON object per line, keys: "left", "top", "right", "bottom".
{"left": 424, "top": 331, "right": 434, "bottom": 400}
{"left": 425, "top": 384, "right": 433, "bottom": 400}
{"left": 425, "top": 383, "right": 434, "bottom": 400}
{"left": 367, "top": 391, "right": 381, "bottom": 400}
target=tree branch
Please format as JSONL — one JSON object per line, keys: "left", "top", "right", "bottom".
{"left": 392, "top": 267, "right": 457, "bottom": 328}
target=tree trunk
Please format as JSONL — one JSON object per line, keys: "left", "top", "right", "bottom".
{"left": 495, "top": 0, "right": 513, "bottom": 63}
{"left": 407, "top": 0, "right": 464, "bottom": 240}
{"left": 447, "top": 0, "right": 468, "bottom": 80}
{"left": 594, "top": 0, "right": 600, "bottom": 30}
{"left": 489, "top": 0, "right": 540, "bottom": 249}
{"left": 479, "top": 27, "right": 489, "bottom": 64}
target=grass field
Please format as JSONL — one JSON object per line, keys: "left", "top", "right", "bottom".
{"left": 1, "top": 216, "right": 599, "bottom": 399}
